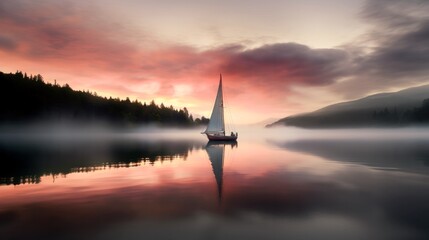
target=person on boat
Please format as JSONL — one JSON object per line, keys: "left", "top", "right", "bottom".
{"left": 231, "top": 132, "right": 235, "bottom": 137}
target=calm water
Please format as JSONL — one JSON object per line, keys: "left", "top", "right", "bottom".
{"left": 1, "top": 128, "right": 429, "bottom": 240}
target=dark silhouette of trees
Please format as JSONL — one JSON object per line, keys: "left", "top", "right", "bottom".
{"left": 0, "top": 71, "right": 208, "bottom": 127}
{"left": 369, "top": 100, "right": 429, "bottom": 126}
{"left": 194, "top": 116, "right": 209, "bottom": 125}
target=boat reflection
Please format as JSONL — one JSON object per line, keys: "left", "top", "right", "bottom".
{"left": 205, "top": 141, "right": 237, "bottom": 204}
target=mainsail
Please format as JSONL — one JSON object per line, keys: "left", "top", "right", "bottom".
{"left": 205, "top": 74, "right": 225, "bottom": 135}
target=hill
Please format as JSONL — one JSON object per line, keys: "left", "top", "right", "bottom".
{"left": 267, "top": 85, "right": 429, "bottom": 128}
{"left": 0, "top": 71, "right": 208, "bottom": 127}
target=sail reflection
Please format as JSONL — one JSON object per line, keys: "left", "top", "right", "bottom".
{"left": 205, "top": 141, "right": 237, "bottom": 204}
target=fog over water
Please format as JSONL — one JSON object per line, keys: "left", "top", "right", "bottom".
{"left": 1, "top": 126, "right": 429, "bottom": 240}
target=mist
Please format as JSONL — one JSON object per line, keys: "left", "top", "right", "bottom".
{"left": 260, "top": 126, "right": 429, "bottom": 141}
{"left": 0, "top": 121, "right": 207, "bottom": 143}
{"left": 3, "top": 122, "right": 429, "bottom": 143}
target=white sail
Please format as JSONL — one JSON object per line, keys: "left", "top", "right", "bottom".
{"left": 205, "top": 74, "right": 225, "bottom": 135}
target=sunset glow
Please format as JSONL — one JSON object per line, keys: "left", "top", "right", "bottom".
{"left": 1, "top": 0, "right": 428, "bottom": 123}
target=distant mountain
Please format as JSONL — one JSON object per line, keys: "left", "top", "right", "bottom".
{"left": 267, "top": 85, "right": 429, "bottom": 128}
{"left": 247, "top": 118, "right": 280, "bottom": 127}
{"left": 0, "top": 71, "right": 208, "bottom": 127}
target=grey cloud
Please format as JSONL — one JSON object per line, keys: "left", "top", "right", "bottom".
{"left": 335, "top": 0, "right": 429, "bottom": 98}
{"left": 362, "top": 0, "right": 429, "bottom": 29}
{"left": 0, "top": 35, "right": 17, "bottom": 50}
{"left": 221, "top": 43, "right": 352, "bottom": 87}
{"left": 362, "top": 0, "right": 429, "bottom": 76}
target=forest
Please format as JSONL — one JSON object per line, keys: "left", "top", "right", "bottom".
{"left": 0, "top": 71, "right": 209, "bottom": 127}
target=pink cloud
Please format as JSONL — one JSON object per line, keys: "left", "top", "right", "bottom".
{"left": 0, "top": 1, "right": 352, "bottom": 121}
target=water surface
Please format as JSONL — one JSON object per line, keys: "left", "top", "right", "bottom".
{"left": 1, "top": 128, "right": 429, "bottom": 240}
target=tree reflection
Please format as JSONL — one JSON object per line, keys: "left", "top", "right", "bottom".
{"left": 0, "top": 139, "right": 204, "bottom": 185}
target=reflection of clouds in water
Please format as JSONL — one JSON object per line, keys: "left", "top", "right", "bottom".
{"left": 2, "top": 161, "right": 429, "bottom": 240}
{"left": 2, "top": 129, "right": 429, "bottom": 239}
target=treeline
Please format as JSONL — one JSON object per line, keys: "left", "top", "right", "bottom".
{"left": 0, "top": 71, "right": 209, "bottom": 127}
{"left": 371, "top": 99, "right": 429, "bottom": 125}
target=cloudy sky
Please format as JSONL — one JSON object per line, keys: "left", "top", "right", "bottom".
{"left": 1, "top": 0, "right": 428, "bottom": 123}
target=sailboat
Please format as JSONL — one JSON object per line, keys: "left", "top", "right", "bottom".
{"left": 202, "top": 74, "right": 238, "bottom": 141}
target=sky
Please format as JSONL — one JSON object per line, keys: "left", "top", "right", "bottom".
{"left": 1, "top": 0, "right": 429, "bottom": 124}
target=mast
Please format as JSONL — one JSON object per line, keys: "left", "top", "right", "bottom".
{"left": 205, "top": 74, "right": 225, "bottom": 135}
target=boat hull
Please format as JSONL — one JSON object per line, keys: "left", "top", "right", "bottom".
{"left": 206, "top": 134, "right": 238, "bottom": 141}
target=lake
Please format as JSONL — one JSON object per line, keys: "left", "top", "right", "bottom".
{"left": 1, "top": 127, "right": 429, "bottom": 240}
